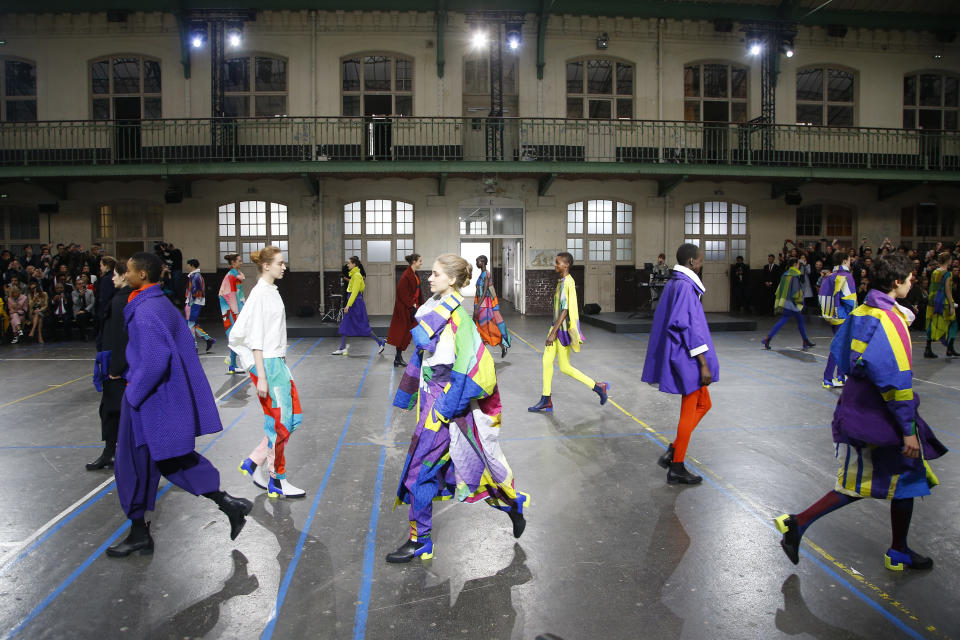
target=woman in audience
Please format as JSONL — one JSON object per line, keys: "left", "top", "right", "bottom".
{"left": 7, "top": 285, "right": 28, "bottom": 343}
{"left": 27, "top": 281, "right": 49, "bottom": 343}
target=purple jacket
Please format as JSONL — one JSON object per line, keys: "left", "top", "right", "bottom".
{"left": 641, "top": 269, "right": 719, "bottom": 395}
{"left": 124, "top": 284, "right": 222, "bottom": 460}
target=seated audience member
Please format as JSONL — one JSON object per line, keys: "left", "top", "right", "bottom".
{"left": 72, "top": 275, "right": 95, "bottom": 339}
{"left": 7, "top": 285, "right": 28, "bottom": 343}
{"left": 27, "top": 282, "right": 49, "bottom": 344}
{"left": 49, "top": 282, "right": 74, "bottom": 341}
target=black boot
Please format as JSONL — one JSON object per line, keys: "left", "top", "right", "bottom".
{"left": 385, "top": 537, "right": 434, "bottom": 563}
{"left": 774, "top": 514, "right": 801, "bottom": 565}
{"left": 85, "top": 444, "right": 116, "bottom": 471}
{"left": 657, "top": 444, "right": 675, "bottom": 469}
{"left": 207, "top": 492, "right": 253, "bottom": 540}
{"left": 500, "top": 343, "right": 507, "bottom": 359}
{"left": 667, "top": 461, "right": 702, "bottom": 485}
{"left": 106, "top": 521, "right": 154, "bottom": 557}
{"left": 924, "top": 347, "right": 938, "bottom": 359}
{"left": 508, "top": 509, "right": 526, "bottom": 539}
{"left": 947, "top": 340, "right": 959, "bottom": 357}
{"left": 394, "top": 352, "right": 406, "bottom": 368}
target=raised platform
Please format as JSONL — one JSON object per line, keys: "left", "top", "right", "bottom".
{"left": 287, "top": 314, "right": 392, "bottom": 337}
{"left": 580, "top": 311, "right": 756, "bottom": 333}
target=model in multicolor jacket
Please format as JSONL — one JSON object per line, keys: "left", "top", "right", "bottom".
{"left": 818, "top": 251, "right": 858, "bottom": 388}
{"left": 528, "top": 252, "right": 610, "bottom": 413}
{"left": 218, "top": 253, "right": 246, "bottom": 373}
{"left": 762, "top": 256, "right": 816, "bottom": 351}
{"left": 473, "top": 254, "right": 511, "bottom": 358}
{"left": 775, "top": 254, "right": 947, "bottom": 572}
{"left": 924, "top": 251, "right": 958, "bottom": 359}
{"left": 387, "top": 254, "right": 528, "bottom": 563}
{"left": 185, "top": 258, "right": 215, "bottom": 353}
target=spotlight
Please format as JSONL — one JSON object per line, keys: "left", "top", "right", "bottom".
{"left": 471, "top": 30, "right": 488, "bottom": 49}
{"left": 781, "top": 36, "right": 795, "bottom": 58}
{"left": 506, "top": 22, "right": 522, "bottom": 50}
{"left": 785, "top": 48, "right": 794, "bottom": 58}
{"left": 227, "top": 26, "right": 242, "bottom": 48}
{"left": 748, "top": 40, "right": 763, "bottom": 56}
{"left": 596, "top": 32, "right": 609, "bottom": 50}
{"left": 192, "top": 35, "right": 203, "bottom": 48}
{"left": 507, "top": 35, "right": 520, "bottom": 50}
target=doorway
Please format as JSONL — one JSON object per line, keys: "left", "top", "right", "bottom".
{"left": 501, "top": 238, "right": 524, "bottom": 313}
{"left": 363, "top": 239, "right": 394, "bottom": 315}
{"left": 365, "top": 95, "right": 392, "bottom": 160}
{"left": 459, "top": 241, "right": 491, "bottom": 301}
{"left": 585, "top": 262, "right": 615, "bottom": 311}
{"left": 702, "top": 102, "right": 729, "bottom": 163}
{"left": 114, "top": 96, "right": 141, "bottom": 162}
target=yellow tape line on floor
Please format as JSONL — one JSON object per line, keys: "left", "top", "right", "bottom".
{"left": 509, "top": 329, "right": 945, "bottom": 639}
{"left": 0, "top": 374, "right": 92, "bottom": 410}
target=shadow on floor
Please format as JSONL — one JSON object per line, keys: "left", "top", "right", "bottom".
{"left": 775, "top": 574, "right": 869, "bottom": 639}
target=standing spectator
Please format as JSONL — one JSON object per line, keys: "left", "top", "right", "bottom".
{"left": 4, "top": 260, "right": 27, "bottom": 287}
{"left": 20, "top": 244, "right": 40, "bottom": 269}
{"left": 0, "top": 249, "right": 11, "bottom": 273}
{"left": 51, "top": 243, "right": 68, "bottom": 274}
{"left": 79, "top": 263, "right": 97, "bottom": 285}
{"left": 27, "top": 282, "right": 49, "bottom": 343}
{"left": 730, "top": 255, "right": 750, "bottom": 313}
{"left": 857, "top": 272, "right": 870, "bottom": 304}
{"left": 66, "top": 243, "right": 85, "bottom": 276}
{"left": 84, "top": 244, "right": 102, "bottom": 274}
{"left": 49, "top": 282, "right": 74, "bottom": 341}
{"left": 7, "top": 285, "right": 28, "bottom": 343}
{"left": 72, "top": 275, "right": 95, "bottom": 340}
{"left": 762, "top": 254, "right": 781, "bottom": 315}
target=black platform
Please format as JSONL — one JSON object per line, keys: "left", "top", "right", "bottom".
{"left": 580, "top": 311, "right": 756, "bottom": 333}
{"left": 287, "top": 314, "right": 392, "bottom": 337}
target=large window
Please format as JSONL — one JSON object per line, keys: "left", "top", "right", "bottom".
{"left": 223, "top": 55, "right": 288, "bottom": 117}
{"left": 341, "top": 55, "right": 413, "bottom": 117}
{"left": 0, "top": 205, "right": 41, "bottom": 251}
{"left": 565, "top": 58, "right": 633, "bottom": 119}
{"left": 218, "top": 201, "right": 289, "bottom": 264}
{"left": 796, "top": 66, "right": 855, "bottom": 126}
{"left": 93, "top": 201, "right": 164, "bottom": 257}
{"left": 903, "top": 72, "right": 959, "bottom": 130}
{"left": 1, "top": 58, "right": 37, "bottom": 122}
{"left": 901, "top": 204, "right": 956, "bottom": 250}
{"left": 90, "top": 55, "right": 161, "bottom": 119}
{"left": 684, "top": 63, "right": 747, "bottom": 122}
{"left": 683, "top": 201, "right": 748, "bottom": 262}
{"left": 344, "top": 200, "right": 414, "bottom": 263}
{"left": 566, "top": 200, "right": 633, "bottom": 263}
{"left": 795, "top": 204, "right": 854, "bottom": 249}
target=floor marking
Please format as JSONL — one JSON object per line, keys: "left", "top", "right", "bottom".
{"left": 511, "top": 329, "right": 938, "bottom": 639}
{"left": 353, "top": 366, "right": 397, "bottom": 640}
{"left": 0, "top": 374, "right": 92, "bottom": 409}
{"left": 1, "top": 339, "right": 320, "bottom": 638}
{"left": 261, "top": 347, "right": 376, "bottom": 640}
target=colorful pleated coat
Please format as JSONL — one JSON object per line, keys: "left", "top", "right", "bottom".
{"left": 393, "top": 292, "right": 520, "bottom": 509}
{"left": 553, "top": 274, "right": 584, "bottom": 351}
{"left": 474, "top": 269, "right": 511, "bottom": 348}
{"left": 774, "top": 266, "right": 804, "bottom": 313}
{"left": 830, "top": 290, "right": 947, "bottom": 500}
{"left": 818, "top": 265, "right": 857, "bottom": 325}
{"left": 218, "top": 267, "right": 245, "bottom": 331}
{"left": 925, "top": 268, "right": 957, "bottom": 344}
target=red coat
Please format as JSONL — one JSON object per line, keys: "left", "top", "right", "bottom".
{"left": 387, "top": 267, "right": 423, "bottom": 349}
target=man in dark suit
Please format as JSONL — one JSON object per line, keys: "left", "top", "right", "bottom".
{"left": 730, "top": 255, "right": 750, "bottom": 313}
{"left": 762, "top": 254, "right": 782, "bottom": 315}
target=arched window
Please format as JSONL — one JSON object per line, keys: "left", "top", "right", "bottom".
{"left": 93, "top": 201, "right": 164, "bottom": 258}
{"left": 796, "top": 66, "right": 855, "bottom": 126}
{"left": 901, "top": 204, "right": 956, "bottom": 250}
{"left": 341, "top": 54, "right": 413, "bottom": 117}
{"left": 222, "top": 54, "right": 288, "bottom": 117}
{"left": 90, "top": 55, "right": 161, "bottom": 119}
{"left": 565, "top": 58, "right": 633, "bottom": 119}
{"left": 343, "top": 200, "right": 414, "bottom": 263}
{"left": 684, "top": 62, "right": 747, "bottom": 122}
{"left": 683, "top": 201, "right": 748, "bottom": 261}
{"left": 903, "top": 71, "right": 959, "bottom": 130}
{"left": 217, "top": 201, "right": 289, "bottom": 264}
{"left": 1, "top": 58, "right": 37, "bottom": 122}
{"left": 566, "top": 200, "right": 633, "bottom": 263}
{"left": 796, "top": 204, "right": 854, "bottom": 250}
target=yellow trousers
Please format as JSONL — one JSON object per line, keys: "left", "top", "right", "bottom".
{"left": 542, "top": 342, "right": 596, "bottom": 396}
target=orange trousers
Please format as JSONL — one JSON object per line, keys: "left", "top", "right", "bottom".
{"left": 672, "top": 386, "right": 712, "bottom": 463}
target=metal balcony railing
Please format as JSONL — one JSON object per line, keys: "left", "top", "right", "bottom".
{"left": 0, "top": 116, "right": 957, "bottom": 172}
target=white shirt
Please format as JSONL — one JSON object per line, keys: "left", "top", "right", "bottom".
{"left": 228, "top": 278, "right": 287, "bottom": 370}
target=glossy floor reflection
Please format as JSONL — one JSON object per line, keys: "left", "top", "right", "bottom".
{"left": 0, "top": 311, "right": 956, "bottom": 639}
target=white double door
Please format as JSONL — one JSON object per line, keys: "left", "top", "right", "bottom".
{"left": 363, "top": 240, "right": 395, "bottom": 315}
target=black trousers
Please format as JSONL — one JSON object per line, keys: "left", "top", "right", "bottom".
{"left": 99, "top": 377, "right": 124, "bottom": 444}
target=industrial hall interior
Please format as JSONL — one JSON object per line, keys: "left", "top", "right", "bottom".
{"left": 1, "top": 0, "right": 959, "bottom": 637}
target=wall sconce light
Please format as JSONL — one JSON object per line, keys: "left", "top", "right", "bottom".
{"left": 596, "top": 32, "right": 609, "bottom": 50}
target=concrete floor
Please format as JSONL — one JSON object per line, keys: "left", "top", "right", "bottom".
{"left": 0, "top": 310, "right": 956, "bottom": 640}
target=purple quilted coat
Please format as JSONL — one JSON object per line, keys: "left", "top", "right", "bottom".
{"left": 124, "top": 284, "right": 222, "bottom": 460}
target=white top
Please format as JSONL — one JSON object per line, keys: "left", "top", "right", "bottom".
{"left": 228, "top": 278, "right": 287, "bottom": 370}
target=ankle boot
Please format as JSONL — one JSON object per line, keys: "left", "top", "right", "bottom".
{"left": 667, "top": 461, "right": 702, "bottom": 485}
{"left": 527, "top": 395, "right": 553, "bottom": 413}
{"left": 657, "top": 444, "right": 675, "bottom": 469}
{"left": 500, "top": 343, "right": 507, "bottom": 359}
{"left": 85, "top": 445, "right": 115, "bottom": 471}
{"left": 885, "top": 547, "right": 933, "bottom": 571}
{"left": 507, "top": 493, "right": 529, "bottom": 539}
{"left": 106, "top": 522, "right": 153, "bottom": 557}
{"left": 217, "top": 493, "right": 254, "bottom": 540}
{"left": 924, "top": 347, "right": 938, "bottom": 359}
{"left": 385, "top": 537, "right": 434, "bottom": 563}
{"left": 593, "top": 381, "right": 610, "bottom": 406}
{"left": 947, "top": 341, "right": 959, "bottom": 357}
{"left": 774, "top": 514, "right": 801, "bottom": 565}
{"left": 394, "top": 353, "right": 406, "bottom": 368}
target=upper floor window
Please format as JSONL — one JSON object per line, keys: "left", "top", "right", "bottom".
{"left": 223, "top": 55, "right": 288, "bottom": 117}
{"left": 566, "top": 200, "right": 633, "bottom": 263}
{"left": 903, "top": 72, "right": 959, "bottom": 130}
{"left": 565, "top": 58, "right": 633, "bottom": 119}
{"left": 683, "top": 201, "right": 748, "bottom": 262}
{"left": 1, "top": 58, "right": 37, "bottom": 122}
{"left": 796, "top": 66, "right": 855, "bottom": 126}
{"left": 217, "top": 201, "right": 289, "bottom": 264}
{"left": 90, "top": 55, "right": 161, "bottom": 119}
{"left": 342, "top": 55, "right": 413, "bottom": 117}
{"left": 93, "top": 201, "right": 164, "bottom": 258}
{"left": 796, "top": 204, "right": 854, "bottom": 249}
{"left": 684, "top": 62, "right": 747, "bottom": 122}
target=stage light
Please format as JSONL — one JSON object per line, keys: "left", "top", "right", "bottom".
{"left": 471, "top": 30, "right": 488, "bottom": 49}
{"left": 746, "top": 33, "right": 763, "bottom": 56}
{"left": 227, "top": 27, "right": 242, "bottom": 48}
{"left": 785, "top": 48, "right": 794, "bottom": 57}
{"left": 596, "top": 32, "right": 609, "bottom": 50}
{"left": 749, "top": 42, "right": 762, "bottom": 56}
{"left": 781, "top": 36, "right": 795, "bottom": 58}
{"left": 506, "top": 22, "right": 522, "bottom": 50}
{"left": 508, "top": 35, "right": 520, "bottom": 50}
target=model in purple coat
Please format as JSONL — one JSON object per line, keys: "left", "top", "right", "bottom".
{"left": 107, "top": 252, "right": 252, "bottom": 558}
{"left": 641, "top": 243, "right": 719, "bottom": 485}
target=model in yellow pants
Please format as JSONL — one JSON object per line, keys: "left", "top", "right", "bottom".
{"left": 542, "top": 342, "right": 596, "bottom": 396}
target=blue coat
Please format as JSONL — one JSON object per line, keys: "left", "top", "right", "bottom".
{"left": 124, "top": 284, "right": 222, "bottom": 460}
{"left": 641, "top": 270, "right": 719, "bottom": 395}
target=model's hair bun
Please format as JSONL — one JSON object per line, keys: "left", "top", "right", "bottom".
{"left": 435, "top": 253, "right": 472, "bottom": 289}
{"left": 250, "top": 249, "right": 262, "bottom": 264}
{"left": 251, "top": 245, "right": 282, "bottom": 272}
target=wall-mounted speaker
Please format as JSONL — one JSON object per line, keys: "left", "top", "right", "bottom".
{"left": 38, "top": 203, "right": 59, "bottom": 213}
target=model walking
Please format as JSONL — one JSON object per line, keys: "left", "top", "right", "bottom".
{"left": 333, "top": 256, "right": 385, "bottom": 356}
{"left": 387, "top": 253, "right": 528, "bottom": 563}
{"left": 528, "top": 252, "right": 609, "bottom": 413}
{"left": 761, "top": 257, "right": 815, "bottom": 351}
{"left": 185, "top": 258, "right": 215, "bottom": 352}
{"left": 641, "top": 243, "right": 718, "bottom": 485}
{"left": 775, "top": 255, "right": 947, "bottom": 571}
{"left": 474, "top": 255, "right": 511, "bottom": 358}
{"left": 87, "top": 260, "right": 132, "bottom": 471}
{"left": 386, "top": 253, "right": 423, "bottom": 368}
{"left": 108, "top": 252, "right": 251, "bottom": 557}
{"left": 818, "top": 251, "right": 857, "bottom": 388}
{"left": 924, "top": 251, "right": 958, "bottom": 358}
{"left": 230, "top": 246, "right": 306, "bottom": 499}
{"left": 219, "top": 253, "right": 246, "bottom": 374}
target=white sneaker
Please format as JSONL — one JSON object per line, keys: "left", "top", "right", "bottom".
{"left": 331, "top": 347, "right": 349, "bottom": 356}
{"left": 831, "top": 377, "right": 846, "bottom": 388}
{"left": 252, "top": 465, "right": 269, "bottom": 490}
{"left": 377, "top": 341, "right": 385, "bottom": 354}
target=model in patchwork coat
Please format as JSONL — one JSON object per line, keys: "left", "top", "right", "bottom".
{"left": 218, "top": 252, "right": 246, "bottom": 374}
{"left": 924, "top": 251, "right": 958, "bottom": 359}
{"left": 818, "top": 251, "right": 858, "bottom": 388}
{"left": 386, "top": 254, "right": 529, "bottom": 563}
{"left": 762, "top": 256, "right": 816, "bottom": 351}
